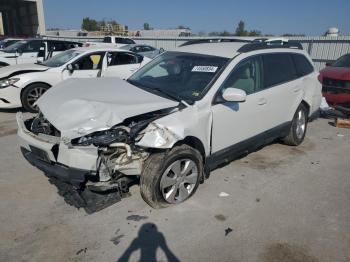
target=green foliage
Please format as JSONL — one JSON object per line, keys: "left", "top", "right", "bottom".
{"left": 235, "top": 20, "right": 248, "bottom": 36}
{"left": 81, "top": 17, "right": 99, "bottom": 31}
{"left": 143, "top": 23, "right": 150, "bottom": 30}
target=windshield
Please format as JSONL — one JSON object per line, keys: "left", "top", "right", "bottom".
{"left": 332, "top": 54, "right": 350, "bottom": 68}
{"left": 0, "top": 39, "right": 20, "bottom": 49}
{"left": 3, "top": 40, "right": 28, "bottom": 53}
{"left": 128, "top": 52, "right": 229, "bottom": 103}
{"left": 41, "top": 49, "right": 83, "bottom": 67}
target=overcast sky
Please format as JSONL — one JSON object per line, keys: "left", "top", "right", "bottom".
{"left": 44, "top": 0, "right": 350, "bottom": 36}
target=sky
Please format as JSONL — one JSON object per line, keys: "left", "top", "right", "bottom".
{"left": 43, "top": 0, "right": 350, "bottom": 36}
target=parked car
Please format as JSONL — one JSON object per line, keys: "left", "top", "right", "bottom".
{"left": 0, "top": 39, "right": 82, "bottom": 67}
{"left": 0, "top": 47, "right": 151, "bottom": 112}
{"left": 319, "top": 53, "right": 350, "bottom": 106}
{"left": 0, "top": 38, "right": 22, "bottom": 50}
{"left": 85, "top": 36, "right": 136, "bottom": 48}
{"left": 17, "top": 40, "right": 321, "bottom": 212}
{"left": 120, "top": 44, "right": 164, "bottom": 59}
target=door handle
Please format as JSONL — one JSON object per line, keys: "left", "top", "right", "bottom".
{"left": 257, "top": 98, "right": 267, "bottom": 105}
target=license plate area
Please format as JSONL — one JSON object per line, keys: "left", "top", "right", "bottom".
{"left": 29, "top": 146, "right": 51, "bottom": 163}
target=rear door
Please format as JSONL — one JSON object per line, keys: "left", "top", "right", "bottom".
{"left": 102, "top": 52, "right": 142, "bottom": 79}
{"left": 62, "top": 52, "right": 105, "bottom": 79}
{"left": 260, "top": 53, "right": 301, "bottom": 126}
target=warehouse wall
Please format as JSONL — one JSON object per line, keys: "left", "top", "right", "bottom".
{"left": 0, "top": 0, "right": 45, "bottom": 36}
{"left": 43, "top": 35, "right": 350, "bottom": 71}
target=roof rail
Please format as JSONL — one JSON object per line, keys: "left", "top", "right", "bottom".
{"left": 238, "top": 40, "right": 303, "bottom": 53}
{"left": 179, "top": 38, "right": 252, "bottom": 47}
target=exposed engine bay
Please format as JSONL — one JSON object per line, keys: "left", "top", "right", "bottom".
{"left": 22, "top": 107, "right": 179, "bottom": 212}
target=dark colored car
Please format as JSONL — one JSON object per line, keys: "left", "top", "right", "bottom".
{"left": 319, "top": 54, "right": 350, "bottom": 106}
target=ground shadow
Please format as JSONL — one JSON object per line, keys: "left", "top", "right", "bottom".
{"left": 117, "top": 223, "right": 180, "bottom": 262}
{"left": 0, "top": 108, "right": 25, "bottom": 113}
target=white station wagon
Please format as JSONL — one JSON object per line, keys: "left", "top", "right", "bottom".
{"left": 0, "top": 47, "right": 150, "bottom": 112}
{"left": 17, "top": 39, "right": 322, "bottom": 212}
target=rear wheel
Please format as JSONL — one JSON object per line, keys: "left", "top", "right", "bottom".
{"left": 282, "top": 104, "right": 308, "bottom": 146}
{"left": 21, "top": 83, "right": 50, "bottom": 113}
{"left": 140, "top": 145, "right": 203, "bottom": 208}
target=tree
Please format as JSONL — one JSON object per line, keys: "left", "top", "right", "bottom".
{"left": 235, "top": 20, "right": 248, "bottom": 36}
{"left": 81, "top": 17, "right": 99, "bottom": 31}
{"left": 248, "top": 30, "right": 262, "bottom": 36}
{"left": 143, "top": 23, "right": 150, "bottom": 30}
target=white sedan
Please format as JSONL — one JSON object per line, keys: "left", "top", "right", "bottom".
{"left": 0, "top": 47, "right": 151, "bottom": 112}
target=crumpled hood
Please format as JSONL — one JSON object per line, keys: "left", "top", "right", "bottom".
{"left": 0, "top": 63, "right": 48, "bottom": 79}
{"left": 36, "top": 78, "right": 179, "bottom": 139}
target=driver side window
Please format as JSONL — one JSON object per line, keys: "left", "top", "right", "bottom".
{"left": 221, "top": 57, "right": 262, "bottom": 95}
{"left": 72, "top": 52, "right": 104, "bottom": 70}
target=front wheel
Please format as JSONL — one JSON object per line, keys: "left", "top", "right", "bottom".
{"left": 282, "top": 104, "right": 309, "bottom": 146}
{"left": 140, "top": 145, "right": 203, "bottom": 208}
{"left": 21, "top": 83, "right": 50, "bottom": 113}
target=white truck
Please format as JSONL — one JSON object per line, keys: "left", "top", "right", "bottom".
{"left": 85, "top": 36, "right": 136, "bottom": 48}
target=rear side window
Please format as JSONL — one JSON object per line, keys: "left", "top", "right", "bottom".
{"left": 108, "top": 52, "right": 140, "bottom": 66}
{"left": 292, "top": 54, "right": 314, "bottom": 76}
{"left": 262, "top": 53, "right": 298, "bottom": 88}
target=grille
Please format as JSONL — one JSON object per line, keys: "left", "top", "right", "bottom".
{"left": 322, "top": 77, "right": 350, "bottom": 94}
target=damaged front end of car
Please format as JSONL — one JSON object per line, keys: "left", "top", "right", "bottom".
{"left": 17, "top": 106, "right": 181, "bottom": 213}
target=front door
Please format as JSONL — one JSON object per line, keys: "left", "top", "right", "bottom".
{"left": 211, "top": 56, "right": 270, "bottom": 153}
{"left": 102, "top": 52, "right": 142, "bottom": 79}
{"left": 62, "top": 52, "right": 105, "bottom": 80}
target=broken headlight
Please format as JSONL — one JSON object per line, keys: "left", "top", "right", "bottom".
{"left": 72, "top": 127, "right": 129, "bottom": 147}
{"left": 0, "top": 78, "right": 19, "bottom": 88}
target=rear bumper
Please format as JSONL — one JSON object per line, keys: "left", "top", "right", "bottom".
{"left": 21, "top": 147, "right": 93, "bottom": 187}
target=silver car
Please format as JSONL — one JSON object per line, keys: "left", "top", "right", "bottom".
{"left": 120, "top": 44, "right": 163, "bottom": 59}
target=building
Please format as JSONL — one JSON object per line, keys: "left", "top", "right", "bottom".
{"left": 0, "top": 0, "right": 46, "bottom": 36}
{"left": 324, "top": 27, "right": 340, "bottom": 37}
{"left": 100, "top": 23, "right": 128, "bottom": 35}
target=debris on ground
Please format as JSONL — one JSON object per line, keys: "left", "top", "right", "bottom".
{"left": 256, "top": 198, "right": 261, "bottom": 202}
{"left": 219, "top": 192, "right": 230, "bottom": 197}
{"left": 76, "top": 248, "right": 88, "bottom": 255}
{"left": 225, "top": 227, "right": 233, "bottom": 236}
{"left": 335, "top": 118, "right": 350, "bottom": 129}
{"left": 337, "top": 133, "right": 345, "bottom": 137}
{"left": 215, "top": 214, "right": 227, "bottom": 221}
{"left": 126, "top": 215, "right": 149, "bottom": 221}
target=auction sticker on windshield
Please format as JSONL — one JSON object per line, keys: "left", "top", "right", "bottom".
{"left": 192, "top": 66, "right": 218, "bottom": 73}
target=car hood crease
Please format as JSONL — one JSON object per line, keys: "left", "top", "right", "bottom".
{"left": 0, "top": 63, "right": 49, "bottom": 79}
{"left": 36, "top": 78, "right": 179, "bottom": 139}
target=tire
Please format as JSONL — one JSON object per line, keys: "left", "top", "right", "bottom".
{"left": 21, "top": 83, "right": 50, "bottom": 113}
{"left": 140, "top": 144, "right": 203, "bottom": 209}
{"left": 282, "top": 104, "right": 309, "bottom": 146}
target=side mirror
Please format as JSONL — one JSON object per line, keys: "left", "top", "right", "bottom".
{"left": 222, "top": 88, "right": 247, "bottom": 102}
{"left": 66, "top": 64, "right": 74, "bottom": 73}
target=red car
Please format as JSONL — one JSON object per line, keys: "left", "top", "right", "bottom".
{"left": 319, "top": 53, "right": 350, "bottom": 106}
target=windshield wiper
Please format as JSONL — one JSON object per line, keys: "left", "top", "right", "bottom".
{"left": 127, "top": 79, "right": 191, "bottom": 105}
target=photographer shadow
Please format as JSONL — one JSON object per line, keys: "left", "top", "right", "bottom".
{"left": 117, "top": 223, "right": 180, "bottom": 262}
